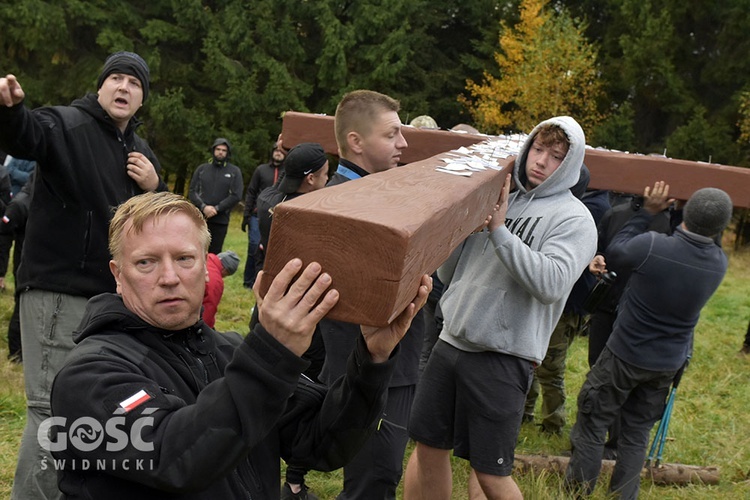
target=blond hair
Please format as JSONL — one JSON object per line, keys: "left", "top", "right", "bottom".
{"left": 334, "top": 90, "right": 400, "bottom": 157}
{"left": 109, "top": 192, "right": 210, "bottom": 261}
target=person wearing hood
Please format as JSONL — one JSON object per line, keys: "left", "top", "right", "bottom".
{"left": 404, "top": 116, "right": 597, "bottom": 499}
{"left": 189, "top": 138, "right": 244, "bottom": 254}
{"left": 0, "top": 51, "right": 166, "bottom": 500}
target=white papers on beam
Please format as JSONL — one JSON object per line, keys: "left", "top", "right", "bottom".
{"left": 434, "top": 133, "right": 527, "bottom": 177}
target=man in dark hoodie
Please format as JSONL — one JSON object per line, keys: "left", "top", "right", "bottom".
{"left": 50, "top": 191, "right": 432, "bottom": 499}
{"left": 189, "top": 138, "right": 244, "bottom": 254}
{"left": 0, "top": 51, "right": 166, "bottom": 500}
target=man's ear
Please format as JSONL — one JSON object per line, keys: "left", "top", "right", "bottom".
{"left": 109, "top": 260, "right": 122, "bottom": 294}
{"left": 347, "top": 131, "right": 363, "bottom": 155}
{"left": 205, "top": 262, "right": 210, "bottom": 283}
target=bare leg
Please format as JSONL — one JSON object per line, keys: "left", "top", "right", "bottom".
{"left": 470, "top": 469, "right": 523, "bottom": 500}
{"left": 468, "top": 470, "right": 488, "bottom": 499}
{"left": 403, "top": 442, "right": 452, "bottom": 500}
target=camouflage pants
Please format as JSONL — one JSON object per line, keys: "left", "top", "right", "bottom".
{"left": 524, "top": 312, "right": 586, "bottom": 432}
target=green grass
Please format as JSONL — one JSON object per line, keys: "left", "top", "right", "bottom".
{"left": 1, "top": 215, "right": 749, "bottom": 498}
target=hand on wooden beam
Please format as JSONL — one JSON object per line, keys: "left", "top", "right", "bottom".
{"left": 360, "top": 274, "right": 433, "bottom": 364}
{"left": 643, "top": 181, "right": 676, "bottom": 215}
{"left": 253, "top": 258, "right": 339, "bottom": 357}
{"left": 488, "top": 174, "right": 513, "bottom": 233}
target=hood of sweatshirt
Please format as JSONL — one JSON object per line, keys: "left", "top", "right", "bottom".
{"left": 71, "top": 93, "right": 142, "bottom": 137}
{"left": 513, "top": 116, "right": 586, "bottom": 199}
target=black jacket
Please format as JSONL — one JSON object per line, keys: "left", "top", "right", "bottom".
{"left": 606, "top": 212, "right": 728, "bottom": 371}
{"left": 243, "top": 161, "right": 282, "bottom": 219}
{"left": 188, "top": 160, "right": 243, "bottom": 225}
{"left": 50, "top": 294, "right": 396, "bottom": 499}
{"left": 0, "top": 181, "right": 31, "bottom": 278}
{"left": 593, "top": 199, "right": 671, "bottom": 313}
{"left": 0, "top": 94, "right": 166, "bottom": 297}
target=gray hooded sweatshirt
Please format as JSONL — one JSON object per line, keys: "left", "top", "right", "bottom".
{"left": 437, "top": 116, "right": 597, "bottom": 364}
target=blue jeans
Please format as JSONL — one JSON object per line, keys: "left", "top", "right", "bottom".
{"left": 243, "top": 215, "right": 260, "bottom": 288}
{"left": 13, "top": 290, "right": 88, "bottom": 500}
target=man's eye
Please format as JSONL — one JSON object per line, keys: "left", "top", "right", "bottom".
{"left": 136, "top": 259, "right": 154, "bottom": 270}
{"left": 177, "top": 256, "right": 195, "bottom": 267}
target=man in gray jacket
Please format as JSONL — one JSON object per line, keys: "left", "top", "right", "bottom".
{"left": 404, "top": 116, "right": 597, "bottom": 499}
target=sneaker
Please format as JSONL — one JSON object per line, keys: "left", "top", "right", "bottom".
{"left": 522, "top": 413, "right": 534, "bottom": 424}
{"left": 281, "top": 482, "right": 319, "bottom": 500}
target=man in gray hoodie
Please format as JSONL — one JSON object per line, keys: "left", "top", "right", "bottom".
{"left": 404, "top": 116, "right": 597, "bottom": 499}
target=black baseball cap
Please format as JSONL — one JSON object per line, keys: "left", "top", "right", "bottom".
{"left": 278, "top": 143, "right": 328, "bottom": 194}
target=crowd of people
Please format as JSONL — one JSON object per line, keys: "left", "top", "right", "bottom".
{"left": 0, "top": 50, "right": 741, "bottom": 500}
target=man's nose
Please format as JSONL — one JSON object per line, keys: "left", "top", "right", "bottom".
{"left": 397, "top": 132, "right": 408, "bottom": 150}
{"left": 158, "top": 262, "right": 180, "bottom": 285}
{"left": 536, "top": 152, "right": 550, "bottom": 168}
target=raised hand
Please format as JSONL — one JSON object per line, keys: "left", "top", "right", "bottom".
{"left": 253, "top": 259, "right": 339, "bottom": 356}
{"left": 0, "top": 75, "right": 25, "bottom": 107}
{"left": 360, "top": 274, "right": 432, "bottom": 363}
{"left": 643, "top": 181, "right": 675, "bottom": 215}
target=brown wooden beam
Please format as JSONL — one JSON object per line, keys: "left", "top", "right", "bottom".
{"left": 281, "top": 111, "right": 750, "bottom": 208}
{"left": 257, "top": 157, "right": 511, "bottom": 326}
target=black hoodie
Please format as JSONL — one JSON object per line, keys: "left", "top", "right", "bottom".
{"left": 50, "top": 293, "right": 396, "bottom": 499}
{"left": 0, "top": 93, "right": 167, "bottom": 297}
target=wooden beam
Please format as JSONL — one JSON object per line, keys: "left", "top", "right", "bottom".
{"left": 257, "top": 156, "right": 512, "bottom": 326}
{"left": 281, "top": 111, "right": 750, "bottom": 208}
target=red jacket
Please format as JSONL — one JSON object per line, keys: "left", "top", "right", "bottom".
{"left": 203, "top": 253, "right": 224, "bottom": 327}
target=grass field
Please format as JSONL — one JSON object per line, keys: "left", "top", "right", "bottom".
{"left": 1, "top": 215, "right": 749, "bottom": 498}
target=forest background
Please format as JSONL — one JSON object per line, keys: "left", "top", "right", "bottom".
{"left": 3, "top": 0, "right": 750, "bottom": 198}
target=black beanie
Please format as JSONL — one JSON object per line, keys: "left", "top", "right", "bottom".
{"left": 683, "top": 187, "right": 733, "bottom": 237}
{"left": 97, "top": 51, "right": 150, "bottom": 102}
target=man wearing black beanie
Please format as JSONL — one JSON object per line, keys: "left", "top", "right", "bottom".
{"left": 0, "top": 51, "right": 167, "bottom": 500}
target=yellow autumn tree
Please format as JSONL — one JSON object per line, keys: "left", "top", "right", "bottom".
{"left": 462, "top": 0, "right": 604, "bottom": 135}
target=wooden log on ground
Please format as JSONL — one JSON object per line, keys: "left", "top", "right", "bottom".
{"left": 257, "top": 155, "right": 512, "bottom": 326}
{"left": 280, "top": 111, "right": 750, "bottom": 208}
{"left": 513, "top": 454, "right": 720, "bottom": 486}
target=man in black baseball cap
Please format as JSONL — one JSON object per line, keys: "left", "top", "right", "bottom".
{"left": 278, "top": 142, "right": 330, "bottom": 194}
